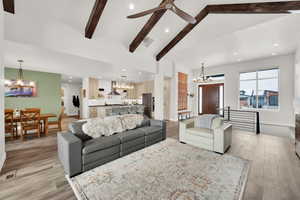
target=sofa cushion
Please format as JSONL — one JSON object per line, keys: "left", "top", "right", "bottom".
{"left": 82, "top": 135, "right": 120, "bottom": 154}
{"left": 186, "top": 128, "right": 213, "bottom": 139}
{"left": 82, "top": 145, "right": 120, "bottom": 165}
{"left": 82, "top": 153, "right": 120, "bottom": 172}
{"left": 116, "top": 129, "right": 145, "bottom": 143}
{"left": 145, "top": 131, "right": 162, "bottom": 143}
{"left": 139, "top": 126, "right": 162, "bottom": 136}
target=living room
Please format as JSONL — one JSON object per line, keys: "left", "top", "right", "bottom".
{"left": 1, "top": 0, "right": 300, "bottom": 200}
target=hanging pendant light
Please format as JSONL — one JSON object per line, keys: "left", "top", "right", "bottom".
{"left": 17, "top": 60, "right": 24, "bottom": 86}
{"left": 193, "top": 63, "right": 212, "bottom": 83}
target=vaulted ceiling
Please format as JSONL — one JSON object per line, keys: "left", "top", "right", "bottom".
{"left": 3, "top": 0, "right": 300, "bottom": 78}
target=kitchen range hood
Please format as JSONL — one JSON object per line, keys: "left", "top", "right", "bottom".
{"left": 108, "top": 81, "right": 120, "bottom": 95}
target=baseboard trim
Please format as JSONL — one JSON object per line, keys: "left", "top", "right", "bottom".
{"left": 260, "top": 122, "right": 294, "bottom": 128}
{"left": 0, "top": 151, "right": 7, "bottom": 172}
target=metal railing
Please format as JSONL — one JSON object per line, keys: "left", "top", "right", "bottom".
{"left": 220, "top": 107, "right": 260, "bottom": 134}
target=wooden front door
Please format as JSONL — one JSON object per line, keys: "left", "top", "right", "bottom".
{"left": 199, "top": 84, "right": 224, "bottom": 115}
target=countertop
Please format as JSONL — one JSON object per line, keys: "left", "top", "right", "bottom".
{"left": 89, "top": 104, "right": 143, "bottom": 108}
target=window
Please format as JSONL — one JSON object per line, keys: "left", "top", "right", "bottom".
{"left": 240, "top": 68, "right": 279, "bottom": 110}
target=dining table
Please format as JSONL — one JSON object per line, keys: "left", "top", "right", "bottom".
{"left": 13, "top": 113, "right": 57, "bottom": 136}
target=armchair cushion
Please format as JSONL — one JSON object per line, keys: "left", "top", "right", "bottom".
{"left": 186, "top": 128, "right": 213, "bottom": 139}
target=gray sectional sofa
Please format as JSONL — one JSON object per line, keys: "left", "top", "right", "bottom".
{"left": 57, "top": 117, "right": 166, "bottom": 177}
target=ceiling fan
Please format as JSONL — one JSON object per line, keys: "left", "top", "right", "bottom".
{"left": 127, "top": 0, "right": 197, "bottom": 24}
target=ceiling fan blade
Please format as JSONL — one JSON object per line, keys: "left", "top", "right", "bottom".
{"left": 170, "top": 3, "right": 197, "bottom": 24}
{"left": 127, "top": 6, "right": 166, "bottom": 19}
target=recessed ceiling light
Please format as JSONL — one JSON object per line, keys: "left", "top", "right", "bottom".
{"left": 122, "top": 69, "right": 126, "bottom": 72}
{"left": 273, "top": 43, "right": 279, "bottom": 47}
{"left": 129, "top": 3, "right": 135, "bottom": 10}
{"left": 233, "top": 52, "right": 238, "bottom": 56}
{"left": 164, "top": 28, "right": 170, "bottom": 33}
{"left": 272, "top": 53, "right": 277, "bottom": 56}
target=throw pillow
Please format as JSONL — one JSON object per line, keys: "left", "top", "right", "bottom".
{"left": 74, "top": 133, "right": 93, "bottom": 142}
{"left": 82, "top": 118, "right": 109, "bottom": 138}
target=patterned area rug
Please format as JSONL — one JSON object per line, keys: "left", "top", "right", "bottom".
{"left": 68, "top": 138, "right": 250, "bottom": 200}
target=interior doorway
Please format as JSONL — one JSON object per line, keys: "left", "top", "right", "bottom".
{"left": 198, "top": 83, "right": 224, "bottom": 115}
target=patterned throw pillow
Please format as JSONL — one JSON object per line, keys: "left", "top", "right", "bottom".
{"left": 103, "top": 116, "right": 126, "bottom": 136}
{"left": 119, "top": 114, "right": 144, "bottom": 130}
{"left": 82, "top": 118, "right": 109, "bottom": 138}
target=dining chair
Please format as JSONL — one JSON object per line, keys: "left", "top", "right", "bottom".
{"left": 48, "top": 107, "right": 65, "bottom": 132}
{"left": 24, "top": 108, "right": 41, "bottom": 112}
{"left": 5, "top": 109, "right": 17, "bottom": 140}
{"left": 20, "top": 109, "right": 41, "bottom": 140}
{"left": 25, "top": 108, "right": 44, "bottom": 128}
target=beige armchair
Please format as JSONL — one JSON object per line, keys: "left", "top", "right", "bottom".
{"left": 179, "top": 117, "right": 232, "bottom": 154}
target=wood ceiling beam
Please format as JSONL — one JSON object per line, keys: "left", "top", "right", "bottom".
{"left": 85, "top": 0, "right": 108, "bottom": 39}
{"left": 3, "top": 0, "right": 15, "bottom": 14}
{"left": 156, "top": 1, "right": 300, "bottom": 61}
{"left": 129, "top": 0, "right": 172, "bottom": 53}
{"left": 156, "top": 7, "right": 209, "bottom": 61}
{"left": 207, "top": 1, "right": 300, "bottom": 14}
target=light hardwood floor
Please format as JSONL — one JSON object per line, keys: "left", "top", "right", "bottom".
{"left": 0, "top": 120, "right": 300, "bottom": 200}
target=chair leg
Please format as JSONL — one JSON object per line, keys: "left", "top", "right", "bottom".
{"left": 37, "top": 126, "right": 40, "bottom": 138}
{"left": 21, "top": 129, "right": 24, "bottom": 141}
{"left": 15, "top": 126, "right": 18, "bottom": 139}
{"left": 11, "top": 129, "right": 14, "bottom": 141}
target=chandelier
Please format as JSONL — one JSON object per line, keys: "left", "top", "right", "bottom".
{"left": 16, "top": 60, "right": 24, "bottom": 86}
{"left": 193, "top": 63, "right": 212, "bottom": 83}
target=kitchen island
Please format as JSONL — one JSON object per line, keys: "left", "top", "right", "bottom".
{"left": 89, "top": 104, "right": 144, "bottom": 118}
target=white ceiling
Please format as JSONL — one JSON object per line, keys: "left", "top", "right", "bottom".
{"left": 61, "top": 74, "right": 82, "bottom": 85}
{"left": 3, "top": 0, "right": 300, "bottom": 78}
{"left": 4, "top": 41, "right": 155, "bottom": 82}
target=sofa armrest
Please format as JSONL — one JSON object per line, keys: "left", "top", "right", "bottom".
{"left": 213, "top": 123, "right": 232, "bottom": 154}
{"left": 150, "top": 119, "right": 162, "bottom": 127}
{"left": 57, "top": 132, "right": 82, "bottom": 177}
{"left": 150, "top": 120, "right": 167, "bottom": 140}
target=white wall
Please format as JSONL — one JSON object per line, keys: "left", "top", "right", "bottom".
{"left": 154, "top": 63, "right": 164, "bottom": 120}
{"left": 295, "top": 44, "right": 300, "bottom": 114}
{"left": 0, "top": 2, "right": 6, "bottom": 171}
{"left": 193, "top": 54, "right": 295, "bottom": 138}
{"left": 82, "top": 78, "right": 89, "bottom": 119}
{"left": 62, "top": 82, "right": 82, "bottom": 116}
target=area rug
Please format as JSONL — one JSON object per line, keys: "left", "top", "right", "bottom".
{"left": 67, "top": 138, "right": 250, "bottom": 200}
